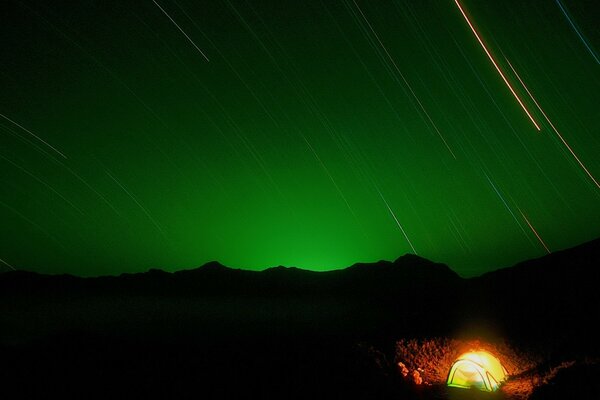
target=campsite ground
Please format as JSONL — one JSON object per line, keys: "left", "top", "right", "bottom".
{"left": 2, "top": 331, "right": 596, "bottom": 399}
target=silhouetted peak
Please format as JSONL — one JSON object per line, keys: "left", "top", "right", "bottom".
{"left": 348, "top": 254, "right": 441, "bottom": 272}
{"left": 170, "top": 261, "right": 232, "bottom": 277}
{"left": 389, "top": 254, "right": 460, "bottom": 281}
{"left": 199, "top": 261, "right": 230, "bottom": 271}
{"left": 393, "top": 253, "right": 433, "bottom": 266}
{"left": 264, "top": 265, "right": 288, "bottom": 271}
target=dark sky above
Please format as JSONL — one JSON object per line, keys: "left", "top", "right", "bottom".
{"left": 1, "top": 0, "right": 599, "bottom": 276}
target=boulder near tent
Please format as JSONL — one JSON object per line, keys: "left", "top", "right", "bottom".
{"left": 447, "top": 351, "right": 508, "bottom": 392}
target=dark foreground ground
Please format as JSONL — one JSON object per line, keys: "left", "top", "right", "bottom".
{"left": 3, "top": 332, "right": 599, "bottom": 399}
{"left": 2, "top": 239, "right": 599, "bottom": 399}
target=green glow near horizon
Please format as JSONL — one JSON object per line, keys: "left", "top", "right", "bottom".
{"left": 1, "top": 0, "right": 599, "bottom": 277}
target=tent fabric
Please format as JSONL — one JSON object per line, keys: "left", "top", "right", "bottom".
{"left": 447, "top": 351, "right": 507, "bottom": 391}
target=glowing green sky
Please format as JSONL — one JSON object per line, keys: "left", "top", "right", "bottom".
{"left": 1, "top": 0, "right": 599, "bottom": 276}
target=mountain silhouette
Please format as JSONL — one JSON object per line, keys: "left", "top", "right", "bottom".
{"left": 1, "top": 239, "right": 598, "bottom": 330}
{"left": 1, "top": 238, "right": 598, "bottom": 399}
{"left": 0, "top": 251, "right": 460, "bottom": 298}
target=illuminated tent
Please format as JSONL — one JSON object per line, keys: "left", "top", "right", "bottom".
{"left": 447, "top": 351, "right": 508, "bottom": 392}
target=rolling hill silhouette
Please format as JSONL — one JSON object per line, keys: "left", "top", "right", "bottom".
{"left": 1, "top": 238, "right": 598, "bottom": 399}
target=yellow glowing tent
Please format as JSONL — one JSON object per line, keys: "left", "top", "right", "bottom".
{"left": 447, "top": 351, "right": 508, "bottom": 392}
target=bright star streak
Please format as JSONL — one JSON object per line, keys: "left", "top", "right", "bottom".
{"left": 555, "top": 0, "right": 599, "bottom": 64}
{"left": 352, "top": 0, "right": 456, "bottom": 159}
{"left": 376, "top": 188, "right": 417, "bottom": 255}
{"left": 151, "top": 0, "right": 210, "bottom": 62}
{"left": 505, "top": 58, "right": 600, "bottom": 190}
{"left": 0, "top": 113, "right": 67, "bottom": 159}
{"left": 453, "top": 0, "right": 541, "bottom": 131}
{"left": 517, "top": 207, "right": 551, "bottom": 254}
{"left": 0, "top": 258, "right": 16, "bottom": 271}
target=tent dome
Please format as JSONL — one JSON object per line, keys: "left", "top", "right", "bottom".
{"left": 447, "top": 350, "right": 508, "bottom": 391}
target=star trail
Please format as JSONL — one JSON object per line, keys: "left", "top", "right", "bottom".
{"left": 1, "top": 0, "right": 598, "bottom": 276}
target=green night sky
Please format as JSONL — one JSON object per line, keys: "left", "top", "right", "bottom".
{"left": 1, "top": 0, "right": 599, "bottom": 277}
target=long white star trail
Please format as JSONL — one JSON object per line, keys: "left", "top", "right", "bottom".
{"left": 0, "top": 113, "right": 67, "bottom": 158}
{"left": 505, "top": 58, "right": 600, "bottom": 190}
{"left": 376, "top": 188, "right": 417, "bottom": 255}
{"left": 453, "top": 0, "right": 541, "bottom": 131}
{"left": 151, "top": 0, "right": 210, "bottom": 62}
{"left": 517, "top": 207, "right": 551, "bottom": 254}
{"left": 555, "top": 0, "right": 599, "bottom": 64}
